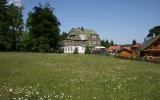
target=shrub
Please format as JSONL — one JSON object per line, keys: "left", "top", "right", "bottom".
{"left": 85, "top": 45, "right": 91, "bottom": 54}
{"left": 73, "top": 47, "right": 78, "bottom": 54}
{"left": 105, "top": 52, "right": 110, "bottom": 56}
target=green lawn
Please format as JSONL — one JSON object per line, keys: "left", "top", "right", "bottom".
{"left": 0, "top": 52, "right": 160, "bottom": 100}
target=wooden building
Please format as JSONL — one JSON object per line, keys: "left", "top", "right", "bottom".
{"left": 137, "top": 34, "right": 160, "bottom": 60}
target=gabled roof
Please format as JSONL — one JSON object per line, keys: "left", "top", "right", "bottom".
{"left": 131, "top": 44, "right": 142, "bottom": 48}
{"left": 72, "top": 28, "right": 98, "bottom": 40}
{"left": 108, "top": 46, "right": 121, "bottom": 50}
{"left": 118, "top": 48, "right": 132, "bottom": 53}
{"left": 123, "top": 47, "right": 131, "bottom": 50}
{"left": 137, "top": 34, "right": 160, "bottom": 51}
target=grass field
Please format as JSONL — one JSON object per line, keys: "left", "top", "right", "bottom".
{"left": 0, "top": 52, "right": 160, "bottom": 100}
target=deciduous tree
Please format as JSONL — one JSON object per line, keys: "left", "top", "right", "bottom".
{"left": 147, "top": 26, "right": 160, "bottom": 38}
{"left": 26, "top": 2, "right": 61, "bottom": 52}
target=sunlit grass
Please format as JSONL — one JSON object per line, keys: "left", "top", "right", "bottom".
{"left": 0, "top": 52, "right": 160, "bottom": 99}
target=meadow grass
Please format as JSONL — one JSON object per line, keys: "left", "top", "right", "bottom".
{"left": 0, "top": 52, "right": 160, "bottom": 100}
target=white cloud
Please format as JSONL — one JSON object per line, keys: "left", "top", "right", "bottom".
{"left": 7, "top": 0, "right": 22, "bottom": 7}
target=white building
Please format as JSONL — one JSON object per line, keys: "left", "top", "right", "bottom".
{"left": 60, "top": 27, "right": 101, "bottom": 54}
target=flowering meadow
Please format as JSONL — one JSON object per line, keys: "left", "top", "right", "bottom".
{"left": 0, "top": 52, "right": 160, "bottom": 100}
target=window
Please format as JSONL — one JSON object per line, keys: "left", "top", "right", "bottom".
{"left": 92, "top": 41, "right": 96, "bottom": 44}
{"left": 70, "top": 36, "right": 74, "bottom": 39}
{"left": 92, "top": 35, "right": 96, "bottom": 38}
{"left": 98, "top": 41, "right": 100, "bottom": 44}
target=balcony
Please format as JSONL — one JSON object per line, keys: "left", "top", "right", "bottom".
{"left": 147, "top": 46, "right": 160, "bottom": 51}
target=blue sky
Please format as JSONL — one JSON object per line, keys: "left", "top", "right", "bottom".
{"left": 10, "top": 0, "right": 160, "bottom": 45}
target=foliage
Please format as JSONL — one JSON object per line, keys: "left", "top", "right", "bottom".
{"left": 105, "top": 39, "right": 110, "bottom": 48}
{"left": 101, "top": 39, "right": 115, "bottom": 47}
{"left": 0, "top": 0, "right": 23, "bottom": 51}
{"left": 105, "top": 52, "right": 110, "bottom": 56}
{"left": 0, "top": 52, "right": 160, "bottom": 99}
{"left": 101, "top": 39, "right": 106, "bottom": 47}
{"left": 132, "top": 39, "right": 137, "bottom": 45}
{"left": 26, "top": 2, "right": 61, "bottom": 52}
{"left": 19, "top": 33, "right": 31, "bottom": 51}
{"left": 147, "top": 26, "right": 160, "bottom": 38}
{"left": 73, "top": 46, "right": 78, "bottom": 54}
{"left": 85, "top": 45, "right": 91, "bottom": 54}
{"left": 110, "top": 40, "right": 114, "bottom": 46}
{"left": 131, "top": 52, "right": 139, "bottom": 58}
{"left": 60, "top": 31, "right": 68, "bottom": 40}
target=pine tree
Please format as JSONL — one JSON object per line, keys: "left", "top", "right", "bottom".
{"left": 132, "top": 39, "right": 137, "bottom": 45}
{"left": 110, "top": 40, "right": 114, "bottom": 46}
{"left": 105, "top": 39, "right": 110, "bottom": 48}
{"left": 101, "top": 40, "right": 106, "bottom": 47}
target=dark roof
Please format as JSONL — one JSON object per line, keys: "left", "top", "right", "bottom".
{"left": 137, "top": 34, "right": 160, "bottom": 51}
{"left": 72, "top": 28, "right": 98, "bottom": 40}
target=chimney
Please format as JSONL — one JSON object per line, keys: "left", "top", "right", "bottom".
{"left": 153, "top": 33, "right": 155, "bottom": 38}
{"left": 144, "top": 38, "right": 146, "bottom": 42}
{"left": 81, "top": 27, "right": 84, "bottom": 31}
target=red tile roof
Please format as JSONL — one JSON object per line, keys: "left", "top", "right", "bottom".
{"left": 108, "top": 46, "right": 121, "bottom": 50}
{"left": 131, "top": 44, "right": 142, "bottom": 47}
{"left": 123, "top": 47, "right": 131, "bottom": 50}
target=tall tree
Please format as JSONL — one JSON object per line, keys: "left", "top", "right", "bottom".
{"left": 101, "top": 39, "right": 106, "bottom": 47}
{"left": 132, "top": 39, "right": 137, "bottom": 45}
{"left": 0, "top": 1, "right": 23, "bottom": 51}
{"left": 105, "top": 39, "right": 110, "bottom": 48}
{"left": 8, "top": 4, "right": 24, "bottom": 51}
{"left": 147, "top": 26, "right": 160, "bottom": 38}
{"left": 26, "top": 2, "right": 61, "bottom": 52}
{"left": 110, "top": 40, "right": 114, "bottom": 46}
{"left": 0, "top": 0, "right": 10, "bottom": 51}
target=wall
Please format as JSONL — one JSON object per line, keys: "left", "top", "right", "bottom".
{"left": 118, "top": 50, "right": 131, "bottom": 57}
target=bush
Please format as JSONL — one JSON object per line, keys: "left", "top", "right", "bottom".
{"left": 105, "top": 52, "right": 110, "bottom": 56}
{"left": 85, "top": 45, "right": 91, "bottom": 54}
{"left": 73, "top": 47, "right": 78, "bottom": 54}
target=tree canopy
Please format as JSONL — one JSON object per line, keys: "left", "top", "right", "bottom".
{"left": 26, "top": 2, "right": 61, "bottom": 52}
{"left": 132, "top": 39, "right": 137, "bottom": 45}
{"left": 60, "top": 32, "right": 68, "bottom": 41}
{"left": 110, "top": 40, "right": 114, "bottom": 46}
{"left": 147, "top": 26, "right": 160, "bottom": 38}
{"left": 0, "top": 0, "right": 23, "bottom": 51}
{"left": 105, "top": 39, "right": 110, "bottom": 48}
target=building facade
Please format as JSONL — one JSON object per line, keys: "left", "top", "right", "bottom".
{"left": 137, "top": 34, "right": 160, "bottom": 60}
{"left": 60, "top": 27, "right": 101, "bottom": 54}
